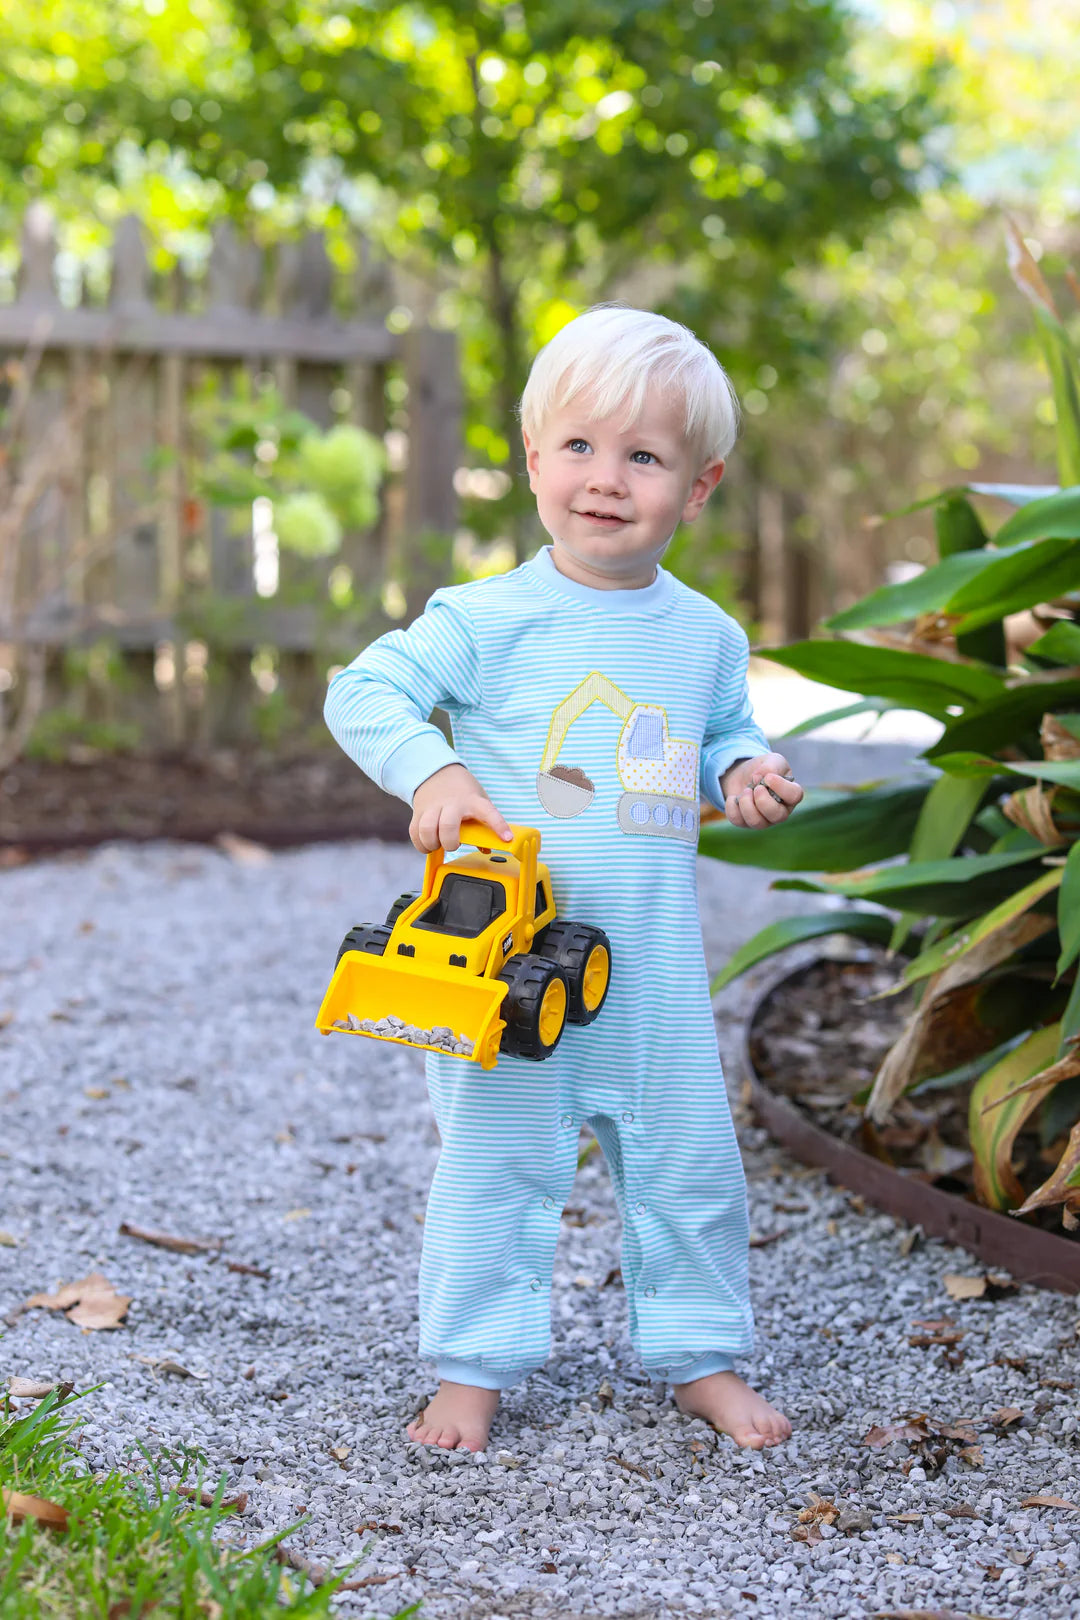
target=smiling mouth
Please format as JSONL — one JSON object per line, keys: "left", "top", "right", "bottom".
{"left": 577, "top": 510, "right": 628, "bottom": 523}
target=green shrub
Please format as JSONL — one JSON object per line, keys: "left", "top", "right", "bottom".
{"left": 707, "top": 223, "right": 1080, "bottom": 1228}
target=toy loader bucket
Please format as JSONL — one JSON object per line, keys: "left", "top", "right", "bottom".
{"left": 315, "top": 953, "right": 508, "bottom": 1069}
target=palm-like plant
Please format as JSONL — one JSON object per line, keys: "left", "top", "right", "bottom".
{"left": 707, "top": 222, "right": 1080, "bottom": 1231}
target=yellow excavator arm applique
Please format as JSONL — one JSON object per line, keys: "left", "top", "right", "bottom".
{"left": 536, "top": 671, "right": 700, "bottom": 842}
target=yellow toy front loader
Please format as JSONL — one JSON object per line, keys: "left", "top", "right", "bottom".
{"left": 315, "top": 821, "right": 611, "bottom": 1070}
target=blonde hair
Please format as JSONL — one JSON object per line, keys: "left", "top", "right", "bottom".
{"left": 519, "top": 303, "right": 740, "bottom": 465}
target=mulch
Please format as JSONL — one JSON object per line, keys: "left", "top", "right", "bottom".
{"left": 748, "top": 953, "right": 1076, "bottom": 1239}
{"left": 0, "top": 745, "right": 411, "bottom": 857}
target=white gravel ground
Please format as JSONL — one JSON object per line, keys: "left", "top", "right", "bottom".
{"left": 2, "top": 837, "right": 1078, "bottom": 1620}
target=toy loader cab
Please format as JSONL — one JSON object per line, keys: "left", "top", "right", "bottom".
{"left": 316, "top": 821, "right": 611, "bottom": 1069}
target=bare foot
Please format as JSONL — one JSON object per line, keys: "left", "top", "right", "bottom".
{"left": 673, "top": 1370, "right": 791, "bottom": 1450}
{"left": 406, "top": 1380, "right": 500, "bottom": 1452}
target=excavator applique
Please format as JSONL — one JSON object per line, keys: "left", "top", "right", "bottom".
{"left": 536, "top": 671, "right": 700, "bottom": 842}
{"left": 316, "top": 821, "right": 612, "bottom": 1070}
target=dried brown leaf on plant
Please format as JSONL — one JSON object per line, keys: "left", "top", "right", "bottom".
{"left": 1015, "top": 1119, "right": 1080, "bottom": 1222}
{"left": 1041, "top": 714, "right": 1080, "bottom": 761}
{"left": 22, "top": 1272, "right": 131, "bottom": 1330}
{"left": 1001, "top": 783, "right": 1062, "bottom": 846}
{"left": 119, "top": 1222, "right": 223, "bottom": 1256}
{"left": 1, "top": 1489, "right": 69, "bottom": 1530}
{"left": 1005, "top": 216, "right": 1061, "bottom": 318}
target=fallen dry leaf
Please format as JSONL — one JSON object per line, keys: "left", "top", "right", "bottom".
{"left": 215, "top": 831, "right": 271, "bottom": 867}
{"left": 2, "top": 1489, "right": 69, "bottom": 1530}
{"left": 283, "top": 1208, "right": 310, "bottom": 1222}
{"left": 83, "top": 1087, "right": 110, "bottom": 1100}
{"left": 748, "top": 1229, "right": 788, "bottom": 1248}
{"left": 943, "top": 1273, "right": 986, "bottom": 1300}
{"left": 226, "top": 1260, "right": 271, "bottom": 1279}
{"left": 871, "top": 1611, "right": 977, "bottom": 1620}
{"left": 791, "top": 1492, "right": 839, "bottom": 1544}
{"left": 120, "top": 1218, "right": 221, "bottom": 1257}
{"left": 945, "top": 1503, "right": 978, "bottom": 1520}
{"left": 988, "top": 1407, "right": 1023, "bottom": 1427}
{"left": 0, "top": 1230, "right": 17, "bottom": 1248}
{"left": 1020, "top": 1494, "right": 1079, "bottom": 1510}
{"left": 886, "top": 1512, "right": 924, "bottom": 1524}
{"left": 596, "top": 1379, "right": 614, "bottom": 1409}
{"left": 135, "top": 1356, "right": 207, "bottom": 1381}
{"left": 176, "top": 1486, "right": 247, "bottom": 1511}
{"left": 7, "top": 1378, "right": 74, "bottom": 1401}
{"left": 119, "top": 1222, "right": 223, "bottom": 1256}
{"left": 864, "top": 1416, "right": 932, "bottom": 1448}
{"left": 330, "top": 1445, "right": 350, "bottom": 1461}
{"left": 23, "top": 1272, "right": 131, "bottom": 1331}
{"left": 0, "top": 1010, "right": 14, "bottom": 1031}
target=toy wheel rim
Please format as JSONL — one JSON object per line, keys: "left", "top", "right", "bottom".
{"left": 582, "top": 945, "right": 609, "bottom": 1011}
{"left": 538, "top": 977, "right": 567, "bottom": 1047}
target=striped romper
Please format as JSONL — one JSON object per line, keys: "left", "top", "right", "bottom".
{"left": 324, "top": 545, "right": 771, "bottom": 1390}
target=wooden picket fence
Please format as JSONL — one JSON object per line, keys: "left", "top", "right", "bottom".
{"left": 0, "top": 205, "right": 461, "bottom": 748}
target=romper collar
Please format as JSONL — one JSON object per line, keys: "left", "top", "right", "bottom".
{"left": 525, "top": 544, "right": 675, "bottom": 615}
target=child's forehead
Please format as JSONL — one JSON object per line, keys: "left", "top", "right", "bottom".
{"left": 549, "top": 384, "right": 688, "bottom": 445}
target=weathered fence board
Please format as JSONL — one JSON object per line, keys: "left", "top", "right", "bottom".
{"left": 0, "top": 207, "right": 461, "bottom": 751}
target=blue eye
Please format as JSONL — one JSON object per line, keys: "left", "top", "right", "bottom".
{"left": 568, "top": 438, "right": 590, "bottom": 453}
{"left": 631, "top": 450, "right": 656, "bottom": 464}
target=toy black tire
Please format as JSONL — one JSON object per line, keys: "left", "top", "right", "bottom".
{"left": 335, "top": 923, "right": 391, "bottom": 968}
{"left": 385, "top": 891, "right": 420, "bottom": 927}
{"left": 533, "top": 920, "right": 612, "bottom": 1025}
{"left": 496, "top": 954, "right": 569, "bottom": 1061}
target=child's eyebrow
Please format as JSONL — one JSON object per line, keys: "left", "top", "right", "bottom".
{"left": 561, "top": 422, "right": 681, "bottom": 452}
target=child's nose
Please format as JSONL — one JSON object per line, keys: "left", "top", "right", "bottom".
{"left": 586, "top": 463, "right": 627, "bottom": 495}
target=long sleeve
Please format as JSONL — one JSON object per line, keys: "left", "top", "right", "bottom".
{"left": 324, "top": 589, "right": 484, "bottom": 803}
{"left": 698, "top": 620, "right": 771, "bottom": 809}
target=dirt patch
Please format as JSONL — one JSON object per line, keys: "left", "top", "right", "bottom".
{"left": 0, "top": 745, "right": 410, "bottom": 854}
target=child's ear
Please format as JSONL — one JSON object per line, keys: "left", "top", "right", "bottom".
{"left": 522, "top": 428, "right": 541, "bottom": 493}
{"left": 682, "top": 459, "right": 725, "bottom": 522}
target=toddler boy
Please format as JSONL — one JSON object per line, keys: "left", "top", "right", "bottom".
{"left": 324, "top": 304, "right": 802, "bottom": 1453}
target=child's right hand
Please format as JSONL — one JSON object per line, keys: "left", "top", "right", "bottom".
{"left": 409, "top": 763, "right": 513, "bottom": 853}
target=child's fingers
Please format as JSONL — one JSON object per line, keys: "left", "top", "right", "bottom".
{"left": 473, "top": 798, "right": 513, "bottom": 842}
{"left": 750, "top": 783, "right": 790, "bottom": 824}
{"left": 761, "top": 773, "right": 802, "bottom": 808}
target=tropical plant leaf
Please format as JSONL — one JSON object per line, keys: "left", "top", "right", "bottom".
{"left": 866, "top": 973, "right": 1040, "bottom": 1124}
{"left": 824, "top": 549, "right": 996, "bottom": 632}
{"left": 948, "top": 540, "right": 1080, "bottom": 635}
{"left": 779, "top": 697, "right": 906, "bottom": 738}
{"left": 709, "top": 910, "right": 895, "bottom": 993}
{"left": 698, "top": 783, "right": 929, "bottom": 872}
{"left": 1006, "top": 220, "right": 1080, "bottom": 488}
{"left": 935, "top": 752, "right": 1080, "bottom": 792}
{"left": 759, "top": 641, "right": 1004, "bottom": 715}
{"left": 990, "top": 487, "right": 1080, "bottom": 549}
{"left": 1025, "top": 621, "right": 1080, "bottom": 665}
{"left": 889, "top": 772, "right": 991, "bottom": 950}
{"left": 1056, "top": 840, "right": 1080, "bottom": 980}
{"left": 901, "top": 865, "right": 1063, "bottom": 986}
{"left": 1014, "top": 1119, "right": 1080, "bottom": 1220}
{"left": 969, "top": 1023, "right": 1062, "bottom": 1209}
{"left": 775, "top": 847, "right": 1049, "bottom": 918}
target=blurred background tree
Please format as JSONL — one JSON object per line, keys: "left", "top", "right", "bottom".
{"left": 0, "top": 0, "right": 1076, "bottom": 632}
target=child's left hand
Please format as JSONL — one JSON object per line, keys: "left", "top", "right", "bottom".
{"left": 720, "top": 753, "right": 804, "bottom": 828}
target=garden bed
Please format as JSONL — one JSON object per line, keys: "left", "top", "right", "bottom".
{"left": 0, "top": 745, "right": 410, "bottom": 855}
{"left": 743, "top": 952, "right": 1080, "bottom": 1291}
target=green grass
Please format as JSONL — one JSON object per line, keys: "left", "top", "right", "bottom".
{"left": 1, "top": 1385, "right": 418, "bottom": 1618}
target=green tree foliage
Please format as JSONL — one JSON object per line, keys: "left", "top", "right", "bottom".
{"left": 0, "top": 0, "right": 947, "bottom": 559}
